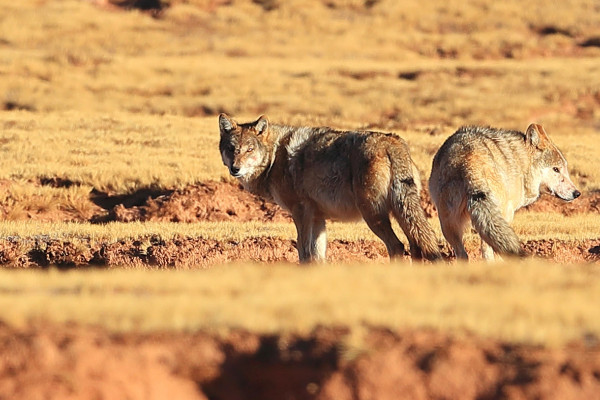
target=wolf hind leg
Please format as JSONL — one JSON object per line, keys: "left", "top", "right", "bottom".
{"left": 436, "top": 204, "right": 469, "bottom": 260}
{"left": 440, "top": 221, "right": 469, "bottom": 260}
{"left": 360, "top": 208, "right": 405, "bottom": 259}
{"left": 481, "top": 241, "right": 495, "bottom": 261}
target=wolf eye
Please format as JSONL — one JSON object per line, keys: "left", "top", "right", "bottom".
{"left": 553, "top": 167, "right": 560, "bottom": 173}
{"left": 247, "top": 146, "right": 254, "bottom": 152}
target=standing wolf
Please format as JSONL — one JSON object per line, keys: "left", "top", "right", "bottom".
{"left": 219, "top": 114, "right": 441, "bottom": 263}
{"left": 429, "top": 123, "right": 580, "bottom": 260}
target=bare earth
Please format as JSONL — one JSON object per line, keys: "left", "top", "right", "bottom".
{"left": 1, "top": 181, "right": 599, "bottom": 268}
{"left": 2, "top": 323, "right": 599, "bottom": 400}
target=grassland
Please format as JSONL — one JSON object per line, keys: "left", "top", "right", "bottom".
{"left": 0, "top": 212, "right": 599, "bottom": 243}
{"left": 0, "top": 0, "right": 599, "bottom": 348}
{"left": 1, "top": 260, "right": 599, "bottom": 346}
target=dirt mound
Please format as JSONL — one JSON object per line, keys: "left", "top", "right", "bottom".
{"left": 1, "top": 235, "right": 598, "bottom": 269}
{"left": 1, "top": 323, "right": 599, "bottom": 400}
{"left": 102, "top": 181, "right": 291, "bottom": 223}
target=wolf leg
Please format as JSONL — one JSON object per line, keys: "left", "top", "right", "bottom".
{"left": 360, "top": 211, "right": 405, "bottom": 259}
{"left": 292, "top": 205, "right": 326, "bottom": 263}
{"left": 438, "top": 213, "right": 469, "bottom": 260}
{"left": 311, "top": 217, "right": 327, "bottom": 262}
{"left": 291, "top": 206, "right": 313, "bottom": 263}
{"left": 481, "top": 241, "right": 495, "bottom": 260}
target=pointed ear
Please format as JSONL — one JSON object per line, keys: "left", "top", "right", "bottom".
{"left": 525, "top": 123, "right": 548, "bottom": 148}
{"left": 255, "top": 115, "right": 269, "bottom": 136}
{"left": 219, "top": 113, "right": 236, "bottom": 134}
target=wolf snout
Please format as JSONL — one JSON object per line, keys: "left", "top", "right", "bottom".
{"left": 230, "top": 166, "right": 241, "bottom": 176}
{"left": 558, "top": 189, "right": 581, "bottom": 201}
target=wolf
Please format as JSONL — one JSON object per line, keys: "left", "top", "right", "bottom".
{"left": 218, "top": 114, "right": 442, "bottom": 263}
{"left": 429, "top": 123, "right": 580, "bottom": 260}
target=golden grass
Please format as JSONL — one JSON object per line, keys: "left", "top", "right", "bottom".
{"left": 0, "top": 211, "right": 598, "bottom": 244}
{"left": 1, "top": 112, "right": 600, "bottom": 197}
{"left": 0, "top": 112, "right": 221, "bottom": 193}
{"left": 2, "top": 1, "right": 600, "bottom": 121}
{"left": 0, "top": 260, "right": 598, "bottom": 346}
{"left": 0, "top": 0, "right": 599, "bottom": 197}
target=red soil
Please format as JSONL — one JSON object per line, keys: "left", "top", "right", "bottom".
{"left": 1, "top": 323, "right": 599, "bottom": 400}
{"left": 0, "top": 235, "right": 598, "bottom": 269}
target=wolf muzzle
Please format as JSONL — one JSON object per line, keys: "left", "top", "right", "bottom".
{"left": 557, "top": 189, "right": 581, "bottom": 201}
{"left": 229, "top": 166, "right": 241, "bottom": 177}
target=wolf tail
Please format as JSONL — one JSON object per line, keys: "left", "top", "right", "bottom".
{"left": 389, "top": 160, "right": 442, "bottom": 262}
{"left": 467, "top": 192, "right": 527, "bottom": 257}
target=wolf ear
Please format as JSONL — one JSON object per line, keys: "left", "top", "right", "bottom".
{"left": 255, "top": 115, "right": 269, "bottom": 136}
{"left": 525, "top": 123, "right": 549, "bottom": 148}
{"left": 219, "top": 113, "right": 236, "bottom": 134}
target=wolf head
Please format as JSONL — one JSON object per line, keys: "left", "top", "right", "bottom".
{"left": 526, "top": 123, "right": 580, "bottom": 201}
{"left": 219, "top": 114, "right": 271, "bottom": 179}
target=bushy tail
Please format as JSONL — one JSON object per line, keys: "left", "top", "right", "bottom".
{"left": 467, "top": 192, "right": 526, "bottom": 257}
{"left": 390, "top": 174, "right": 442, "bottom": 262}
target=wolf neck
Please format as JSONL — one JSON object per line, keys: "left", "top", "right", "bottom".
{"left": 237, "top": 125, "right": 288, "bottom": 197}
{"left": 522, "top": 151, "right": 543, "bottom": 206}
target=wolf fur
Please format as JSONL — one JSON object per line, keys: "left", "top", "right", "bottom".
{"left": 429, "top": 123, "right": 580, "bottom": 260}
{"left": 219, "top": 114, "right": 442, "bottom": 263}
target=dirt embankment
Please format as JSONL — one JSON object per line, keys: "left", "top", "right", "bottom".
{"left": 0, "top": 235, "right": 599, "bottom": 269}
{"left": 2, "top": 323, "right": 599, "bottom": 400}
{"left": 4, "top": 180, "right": 600, "bottom": 224}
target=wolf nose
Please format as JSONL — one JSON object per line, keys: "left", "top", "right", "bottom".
{"left": 573, "top": 190, "right": 581, "bottom": 199}
{"left": 230, "top": 166, "right": 240, "bottom": 175}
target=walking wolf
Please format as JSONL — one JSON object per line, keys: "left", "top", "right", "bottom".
{"left": 429, "top": 123, "right": 580, "bottom": 260}
{"left": 219, "top": 114, "right": 441, "bottom": 263}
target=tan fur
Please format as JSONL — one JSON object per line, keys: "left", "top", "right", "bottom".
{"left": 219, "top": 114, "right": 442, "bottom": 263}
{"left": 429, "top": 123, "right": 580, "bottom": 261}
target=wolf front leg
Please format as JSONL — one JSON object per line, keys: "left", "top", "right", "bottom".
{"left": 291, "top": 204, "right": 326, "bottom": 263}
{"left": 311, "top": 217, "right": 327, "bottom": 262}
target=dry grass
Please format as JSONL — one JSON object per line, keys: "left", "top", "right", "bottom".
{"left": 1, "top": 112, "right": 599, "bottom": 198}
{"left": 0, "top": 112, "right": 220, "bottom": 193}
{"left": 0, "top": 260, "right": 599, "bottom": 346}
{"left": 2, "top": 1, "right": 600, "bottom": 125}
{"left": 0, "top": 0, "right": 599, "bottom": 196}
{"left": 0, "top": 211, "right": 598, "bottom": 244}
